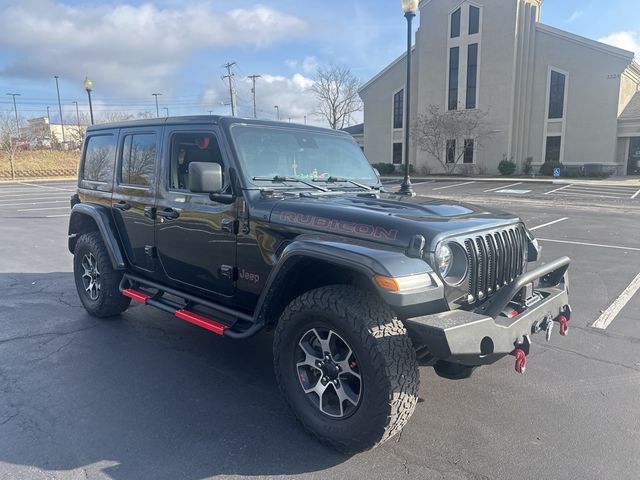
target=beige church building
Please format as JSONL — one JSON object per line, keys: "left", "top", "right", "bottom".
{"left": 359, "top": 0, "right": 640, "bottom": 176}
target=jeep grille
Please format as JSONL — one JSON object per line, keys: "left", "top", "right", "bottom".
{"left": 463, "top": 225, "right": 527, "bottom": 304}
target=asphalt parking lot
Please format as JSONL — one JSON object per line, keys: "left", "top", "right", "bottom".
{"left": 1, "top": 179, "right": 639, "bottom": 480}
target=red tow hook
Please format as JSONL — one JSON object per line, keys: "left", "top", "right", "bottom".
{"left": 513, "top": 349, "right": 527, "bottom": 374}
{"left": 557, "top": 316, "right": 569, "bottom": 336}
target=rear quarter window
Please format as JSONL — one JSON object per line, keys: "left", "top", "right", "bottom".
{"left": 82, "top": 134, "right": 116, "bottom": 185}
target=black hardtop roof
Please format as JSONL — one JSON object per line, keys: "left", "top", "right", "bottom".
{"left": 85, "top": 115, "right": 348, "bottom": 136}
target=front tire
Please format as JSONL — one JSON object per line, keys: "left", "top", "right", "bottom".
{"left": 73, "top": 232, "right": 130, "bottom": 318}
{"left": 273, "top": 286, "right": 419, "bottom": 452}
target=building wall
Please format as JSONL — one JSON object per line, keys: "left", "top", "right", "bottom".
{"left": 360, "top": 0, "right": 637, "bottom": 175}
{"left": 529, "top": 28, "right": 632, "bottom": 169}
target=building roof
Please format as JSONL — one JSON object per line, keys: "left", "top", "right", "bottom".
{"left": 620, "top": 91, "right": 640, "bottom": 119}
{"left": 536, "top": 23, "right": 635, "bottom": 61}
{"left": 341, "top": 123, "right": 364, "bottom": 135}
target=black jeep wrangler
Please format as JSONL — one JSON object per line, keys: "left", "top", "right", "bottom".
{"left": 69, "top": 116, "right": 571, "bottom": 452}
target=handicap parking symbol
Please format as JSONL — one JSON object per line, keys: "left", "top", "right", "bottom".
{"left": 553, "top": 168, "right": 561, "bottom": 177}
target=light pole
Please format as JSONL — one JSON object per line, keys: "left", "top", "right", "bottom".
{"left": 398, "top": 0, "right": 419, "bottom": 196}
{"left": 54, "top": 75, "right": 65, "bottom": 144}
{"left": 72, "top": 101, "right": 81, "bottom": 139}
{"left": 6, "top": 93, "right": 20, "bottom": 135}
{"left": 83, "top": 77, "right": 94, "bottom": 125}
{"left": 274, "top": 105, "right": 280, "bottom": 121}
{"left": 152, "top": 93, "right": 162, "bottom": 118}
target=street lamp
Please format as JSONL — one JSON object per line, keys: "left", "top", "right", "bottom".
{"left": 83, "top": 77, "right": 94, "bottom": 125}
{"left": 274, "top": 105, "right": 280, "bottom": 121}
{"left": 398, "top": 0, "right": 419, "bottom": 196}
{"left": 152, "top": 93, "right": 162, "bottom": 118}
{"left": 6, "top": 93, "right": 20, "bottom": 135}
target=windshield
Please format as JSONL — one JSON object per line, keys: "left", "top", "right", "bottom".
{"left": 230, "top": 125, "right": 378, "bottom": 187}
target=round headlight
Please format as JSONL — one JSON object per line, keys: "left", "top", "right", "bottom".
{"left": 435, "top": 243, "right": 452, "bottom": 277}
{"left": 435, "top": 242, "right": 468, "bottom": 286}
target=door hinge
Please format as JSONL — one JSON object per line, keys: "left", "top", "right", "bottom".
{"left": 220, "top": 265, "right": 235, "bottom": 280}
{"left": 221, "top": 218, "right": 239, "bottom": 234}
{"left": 144, "top": 245, "right": 157, "bottom": 257}
{"left": 144, "top": 206, "right": 156, "bottom": 219}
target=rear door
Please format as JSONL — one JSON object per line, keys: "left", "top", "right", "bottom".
{"left": 155, "top": 125, "right": 237, "bottom": 296}
{"left": 111, "top": 126, "right": 162, "bottom": 272}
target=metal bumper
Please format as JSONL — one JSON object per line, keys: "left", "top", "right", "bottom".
{"left": 405, "top": 256, "right": 571, "bottom": 366}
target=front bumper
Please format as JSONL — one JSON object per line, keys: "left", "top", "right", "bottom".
{"left": 405, "top": 256, "right": 571, "bottom": 366}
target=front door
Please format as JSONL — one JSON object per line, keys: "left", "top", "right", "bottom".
{"left": 111, "top": 126, "right": 162, "bottom": 272}
{"left": 155, "top": 126, "right": 237, "bottom": 296}
{"left": 627, "top": 137, "right": 640, "bottom": 175}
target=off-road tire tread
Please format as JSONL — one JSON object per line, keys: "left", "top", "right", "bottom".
{"left": 274, "top": 286, "right": 419, "bottom": 452}
{"left": 74, "top": 232, "right": 130, "bottom": 318}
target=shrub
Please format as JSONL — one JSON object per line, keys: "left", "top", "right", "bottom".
{"left": 372, "top": 163, "right": 396, "bottom": 175}
{"left": 539, "top": 161, "right": 566, "bottom": 177}
{"left": 498, "top": 158, "right": 517, "bottom": 176}
{"left": 523, "top": 157, "right": 533, "bottom": 175}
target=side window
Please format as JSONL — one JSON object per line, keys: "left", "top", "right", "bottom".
{"left": 82, "top": 134, "right": 116, "bottom": 183}
{"left": 119, "top": 133, "right": 157, "bottom": 187}
{"left": 169, "top": 132, "right": 224, "bottom": 191}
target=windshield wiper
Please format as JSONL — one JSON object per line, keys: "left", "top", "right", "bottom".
{"left": 252, "top": 176, "right": 329, "bottom": 192}
{"left": 312, "top": 176, "right": 374, "bottom": 191}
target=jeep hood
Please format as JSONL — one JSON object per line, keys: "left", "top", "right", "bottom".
{"left": 269, "top": 192, "right": 521, "bottom": 250}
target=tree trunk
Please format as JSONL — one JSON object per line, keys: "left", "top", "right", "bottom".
{"left": 9, "top": 152, "right": 15, "bottom": 180}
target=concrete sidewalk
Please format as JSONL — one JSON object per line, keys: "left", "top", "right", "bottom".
{"left": 382, "top": 175, "right": 640, "bottom": 187}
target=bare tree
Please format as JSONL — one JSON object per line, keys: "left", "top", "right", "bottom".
{"left": 0, "top": 111, "right": 21, "bottom": 179}
{"left": 412, "top": 105, "right": 492, "bottom": 174}
{"left": 311, "top": 64, "right": 362, "bottom": 130}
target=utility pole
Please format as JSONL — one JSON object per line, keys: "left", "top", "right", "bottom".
{"left": 304, "top": 115, "right": 307, "bottom": 125}
{"left": 46, "top": 106, "right": 52, "bottom": 142}
{"left": 248, "top": 74, "right": 261, "bottom": 118}
{"left": 163, "top": 107, "right": 169, "bottom": 117}
{"left": 54, "top": 75, "right": 65, "bottom": 144}
{"left": 72, "top": 101, "right": 81, "bottom": 142}
{"left": 152, "top": 93, "right": 162, "bottom": 118}
{"left": 222, "top": 62, "right": 237, "bottom": 116}
{"left": 6, "top": 93, "right": 20, "bottom": 135}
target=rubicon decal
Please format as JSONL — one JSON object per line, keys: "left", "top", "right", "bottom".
{"left": 279, "top": 212, "right": 398, "bottom": 240}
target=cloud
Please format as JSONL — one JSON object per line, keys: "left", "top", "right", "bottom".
{"left": 568, "top": 10, "right": 584, "bottom": 23}
{"left": 598, "top": 31, "right": 640, "bottom": 60}
{"left": 0, "top": 0, "right": 307, "bottom": 96}
{"left": 302, "top": 56, "right": 319, "bottom": 74}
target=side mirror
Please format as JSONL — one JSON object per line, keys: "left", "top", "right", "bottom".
{"left": 189, "top": 162, "right": 223, "bottom": 193}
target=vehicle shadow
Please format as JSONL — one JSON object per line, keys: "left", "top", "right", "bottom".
{"left": 0, "top": 272, "right": 350, "bottom": 479}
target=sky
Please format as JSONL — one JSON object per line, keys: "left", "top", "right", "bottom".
{"left": 0, "top": 0, "right": 638, "bottom": 127}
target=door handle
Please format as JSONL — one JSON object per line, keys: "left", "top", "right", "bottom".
{"left": 157, "top": 208, "right": 180, "bottom": 220}
{"left": 114, "top": 201, "right": 131, "bottom": 211}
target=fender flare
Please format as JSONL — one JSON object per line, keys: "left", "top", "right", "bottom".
{"left": 68, "top": 203, "right": 127, "bottom": 270}
{"left": 253, "top": 236, "right": 432, "bottom": 324}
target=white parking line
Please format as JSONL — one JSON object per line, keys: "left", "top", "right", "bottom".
{"left": 0, "top": 192, "right": 71, "bottom": 202}
{"left": 553, "top": 191, "right": 627, "bottom": 199}
{"left": 632, "top": 188, "right": 640, "bottom": 200}
{"left": 0, "top": 191, "right": 72, "bottom": 198}
{"left": 537, "top": 238, "right": 640, "bottom": 252}
{"left": 432, "top": 181, "right": 476, "bottom": 191}
{"left": 592, "top": 273, "right": 640, "bottom": 330}
{"left": 0, "top": 196, "right": 71, "bottom": 203}
{"left": 484, "top": 182, "right": 522, "bottom": 193}
{"left": 17, "top": 181, "right": 74, "bottom": 192}
{"left": 411, "top": 180, "right": 435, "bottom": 186}
{"left": 529, "top": 217, "right": 568, "bottom": 231}
{"left": 544, "top": 184, "right": 572, "bottom": 195}
{"left": 45, "top": 214, "right": 71, "bottom": 218}
{"left": 0, "top": 200, "right": 69, "bottom": 207}
{"left": 17, "top": 206, "right": 70, "bottom": 212}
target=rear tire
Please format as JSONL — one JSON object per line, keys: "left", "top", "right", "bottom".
{"left": 273, "top": 286, "right": 419, "bottom": 453}
{"left": 73, "top": 232, "right": 130, "bottom": 318}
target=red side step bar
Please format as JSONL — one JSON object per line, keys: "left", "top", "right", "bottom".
{"left": 121, "top": 288, "right": 228, "bottom": 336}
